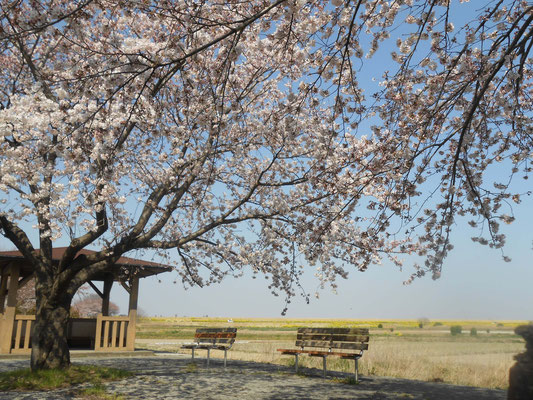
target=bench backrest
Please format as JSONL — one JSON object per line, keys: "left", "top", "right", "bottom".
{"left": 194, "top": 327, "right": 237, "bottom": 347}
{"left": 296, "top": 327, "right": 369, "bottom": 351}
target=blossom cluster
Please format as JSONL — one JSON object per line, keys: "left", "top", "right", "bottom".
{"left": 0, "top": 0, "right": 530, "bottom": 301}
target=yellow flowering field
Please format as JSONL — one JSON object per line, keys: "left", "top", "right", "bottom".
{"left": 135, "top": 317, "right": 528, "bottom": 389}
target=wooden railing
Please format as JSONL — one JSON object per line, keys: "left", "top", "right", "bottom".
{"left": 94, "top": 315, "right": 131, "bottom": 351}
{"left": 11, "top": 315, "right": 35, "bottom": 354}
{"left": 0, "top": 313, "right": 133, "bottom": 354}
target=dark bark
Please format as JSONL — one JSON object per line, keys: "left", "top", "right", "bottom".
{"left": 30, "top": 280, "right": 73, "bottom": 370}
{"left": 508, "top": 325, "right": 533, "bottom": 400}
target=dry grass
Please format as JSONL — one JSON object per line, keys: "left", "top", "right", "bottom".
{"left": 353, "top": 336, "right": 519, "bottom": 389}
{"left": 135, "top": 317, "right": 527, "bottom": 390}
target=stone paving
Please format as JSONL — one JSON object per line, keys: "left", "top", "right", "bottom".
{"left": 0, "top": 354, "right": 507, "bottom": 399}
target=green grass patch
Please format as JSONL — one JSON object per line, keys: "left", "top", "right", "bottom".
{"left": 0, "top": 365, "right": 132, "bottom": 392}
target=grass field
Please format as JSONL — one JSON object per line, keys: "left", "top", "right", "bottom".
{"left": 135, "top": 317, "right": 528, "bottom": 390}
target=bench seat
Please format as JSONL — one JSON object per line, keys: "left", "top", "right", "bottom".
{"left": 182, "top": 343, "right": 232, "bottom": 351}
{"left": 277, "top": 327, "right": 369, "bottom": 382}
{"left": 181, "top": 328, "right": 237, "bottom": 367}
{"left": 279, "top": 349, "right": 364, "bottom": 358}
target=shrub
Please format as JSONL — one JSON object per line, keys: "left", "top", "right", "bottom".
{"left": 486, "top": 329, "right": 490, "bottom": 334}
{"left": 377, "top": 323, "right": 383, "bottom": 329}
{"left": 433, "top": 322, "right": 443, "bottom": 327}
{"left": 470, "top": 327, "right": 477, "bottom": 336}
{"left": 417, "top": 317, "right": 430, "bottom": 328}
{"left": 390, "top": 327, "right": 394, "bottom": 332}
{"left": 450, "top": 325, "right": 462, "bottom": 336}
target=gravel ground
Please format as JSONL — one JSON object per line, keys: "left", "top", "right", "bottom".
{"left": 0, "top": 354, "right": 507, "bottom": 399}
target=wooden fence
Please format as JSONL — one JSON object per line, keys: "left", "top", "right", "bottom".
{"left": 10, "top": 314, "right": 35, "bottom": 354}
{"left": 0, "top": 314, "right": 133, "bottom": 354}
{"left": 94, "top": 315, "right": 132, "bottom": 351}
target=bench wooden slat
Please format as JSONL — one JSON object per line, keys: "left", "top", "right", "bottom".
{"left": 196, "top": 328, "right": 237, "bottom": 333}
{"left": 308, "top": 351, "right": 363, "bottom": 358}
{"left": 278, "top": 348, "right": 364, "bottom": 357}
{"left": 196, "top": 344, "right": 231, "bottom": 349}
{"left": 194, "top": 338, "right": 235, "bottom": 345}
{"left": 296, "top": 333, "right": 369, "bottom": 342}
{"left": 295, "top": 340, "right": 368, "bottom": 351}
{"left": 297, "top": 327, "right": 369, "bottom": 335}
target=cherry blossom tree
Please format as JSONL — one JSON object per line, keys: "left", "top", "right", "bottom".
{"left": 0, "top": 0, "right": 531, "bottom": 370}
{"left": 15, "top": 278, "right": 36, "bottom": 314}
{"left": 71, "top": 293, "right": 119, "bottom": 317}
{"left": 10, "top": 278, "right": 90, "bottom": 315}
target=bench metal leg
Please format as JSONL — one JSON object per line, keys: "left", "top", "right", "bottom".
{"left": 224, "top": 348, "right": 227, "bottom": 368}
{"left": 191, "top": 348, "right": 195, "bottom": 360}
{"left": 207, "top": 348, "right": 210, "bottom": 367}
{"left": 294, "top": 354, "right": 299, "bottom": 373}
{"left": 322, "top": 356, "right": 327, "bottom": 379}
{"left": 354, "top": 357, "right": 359, "bottom": 383}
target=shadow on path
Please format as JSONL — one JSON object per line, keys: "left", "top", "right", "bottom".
{"left": 0, "top": 355, "right": 506, "bottom": 399}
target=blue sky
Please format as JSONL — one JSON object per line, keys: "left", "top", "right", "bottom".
{"left": 103, "top": 192, "right": 532, "bottom": 320}
{"left": 6, "top": 196, "right": 530, "bottom": 320}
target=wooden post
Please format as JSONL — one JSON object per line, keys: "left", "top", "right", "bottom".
{"left": 94, "top": 314, "right": 103, "bottom": 351}
{"left": 125, "top": 277, "right": 139, "bottom": 351}
{"left": 102, "top": 277, "right": 113, "bottom": 316}
{"left": 119, "top": 320, "right": 126, "bottom": 348}
{"left": 0, "top": 264, "right": 20, "bottom": 354}
{"left": 103, "top": 318, "right": 110, "bottom": 348}
{"left": 111, "top": 320, "right": 118, "bottom": 348}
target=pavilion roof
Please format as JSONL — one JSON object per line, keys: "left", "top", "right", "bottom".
{"left": 0, "top": 247, "right": 172, "bottom": 280}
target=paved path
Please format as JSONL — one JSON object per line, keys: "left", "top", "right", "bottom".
{"left": 0, "top": 354, "right": 507, "bottom": 399}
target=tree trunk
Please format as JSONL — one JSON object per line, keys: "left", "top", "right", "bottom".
{"left": 508, "top": 325, "right": 533, "bottom": 400}
{"left": 30, "top": 288, "right": 72, "bottom": 370}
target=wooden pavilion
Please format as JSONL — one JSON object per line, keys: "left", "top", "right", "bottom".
{"left": 0, "top": 247, "right": 171, "bottom": 355}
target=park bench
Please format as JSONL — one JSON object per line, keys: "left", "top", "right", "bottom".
{"left": 277, "top": 327, "right": 369, "bottom": 382}
{"left": 181, "top": 327, "right": 237, "bottom": 367}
